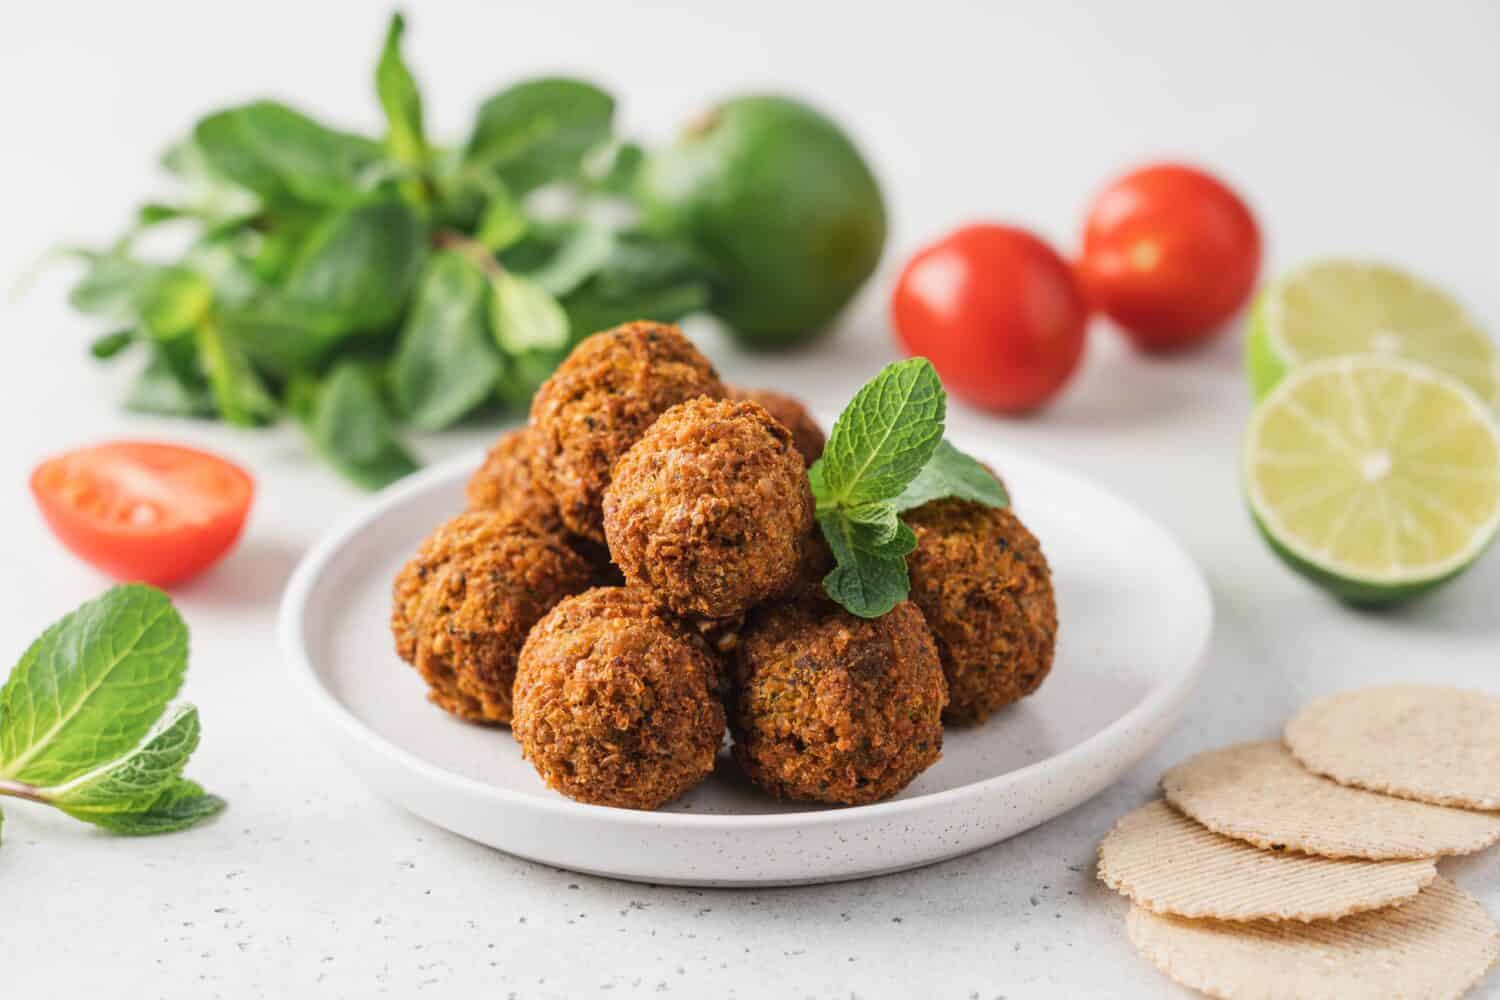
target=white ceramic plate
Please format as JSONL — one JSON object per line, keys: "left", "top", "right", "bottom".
{"left": 280, "top": 437, "right": 1212, "bottom": 886}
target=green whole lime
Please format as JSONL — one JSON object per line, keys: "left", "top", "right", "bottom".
{"left": 638, "top": 95, "right": 887, "bottom": 348}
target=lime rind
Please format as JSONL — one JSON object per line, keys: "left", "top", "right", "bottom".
{"left": 1244, "top": 292, "right": 1287, "bottom": 399}
{"left": 1250, "top": 260, "right": 1500, "bottom": 407}
{"left": 1248, "top": 510, "right": 1482, "bottom": 606}
{"left": 1244, "top": 356, "right": 1500, "bottom": 604}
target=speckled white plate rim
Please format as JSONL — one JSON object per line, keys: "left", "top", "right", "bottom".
{"left": 279, "top": 438, "right": 1213, "bottom": 837}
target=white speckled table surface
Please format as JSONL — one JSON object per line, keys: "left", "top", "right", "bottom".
{"left": 2, "top": 2, "right": 1497, "bottom": 996}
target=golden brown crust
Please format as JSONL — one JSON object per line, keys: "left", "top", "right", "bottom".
{"left": 726, "top": 386, "right": 825, "bottom": 466}
{"left": 731, "top": 595, "right": 946, "bottom": 805}
{"left": 795, "top": 531, "right": 835, "bottom": 592}
{"left": 391, "top": 511, "right": 595, "bottom": 724}
{"left": 466, "top": 425, "right": 620, "bottom": 584}
{"left": 465, "top": 426, "right": 561, "bottom": 528}
{"left": 529, "top": 322, "right": 724, "bottom": 543}
{"left": 603, "top": 397, "right": 815, "bottom": 619}
{"left": 512, "top": 587, "right": 726, "bottom": 810}
{"left": 904, "top": 501, "right": 1056, "bottom": 725}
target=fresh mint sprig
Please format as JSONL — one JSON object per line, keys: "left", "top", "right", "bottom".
{"left": 0, "top": 585, "right": 224, "bottom": 843}
{"left": 810, "top": 359, "right": 1010, "bottom": 618}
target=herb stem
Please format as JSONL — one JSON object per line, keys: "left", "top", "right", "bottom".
{"left": 434, "top": 229, "right": 503, "bottom": 279}
{"left": 0, "top": 777, "right": 49, "bottom": 805}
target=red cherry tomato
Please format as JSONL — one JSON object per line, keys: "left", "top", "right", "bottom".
{"left": 891, "top": 224, "right": 1089, "bottom": 413}
{"left": 31, "top": 441, "right": 254, "bottom": 586}
{"left": 1078, "top": 163, "right": 1261, "bottom": 352}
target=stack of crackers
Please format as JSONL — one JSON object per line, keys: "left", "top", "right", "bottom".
{"left": 1099, "top": 684, "right": 1500, "bottom": 998}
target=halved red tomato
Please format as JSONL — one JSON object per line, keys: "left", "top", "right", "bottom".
{"left": 31, "top": 441, "right": 254, "bottom": 585}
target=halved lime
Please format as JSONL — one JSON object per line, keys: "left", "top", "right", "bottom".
{"left": 1245, "top": 356, "right": 1500, "bottom": 604}
{"left": 1246, "top": 260, "right": 1499, "bottom": 407}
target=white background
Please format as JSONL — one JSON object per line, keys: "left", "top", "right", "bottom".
{"left": 3, "top": 1, "right": 1499, "bottom": 996}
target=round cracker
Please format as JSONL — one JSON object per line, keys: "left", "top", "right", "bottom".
{"left": 1286, "top": 685, "right": 1500, "bottom": 811}
{"left": 1161, "top": 741, "right": 1500, "bottom": 859}
{"left": 1099, "top": 800, "right": 1436, "bottom": 923}
{"left": 1126, "top": 877, "right": 1500, "bottom": 1000}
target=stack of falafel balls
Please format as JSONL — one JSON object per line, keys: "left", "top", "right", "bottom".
{"left": 391, "top": 321, "right": 1058, "bottom": 811}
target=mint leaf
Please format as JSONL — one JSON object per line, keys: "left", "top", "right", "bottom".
{"left": 279, "top": 199, "right": 427, "bottom": 335}
{"left": 476, "top": 184, "right": 527, "bottom": 252}
{"left": 0, "top": 592, "right": 224, "bottom": 843}
{"left": 69, "top": 779, "right": 224, "bottom": 836}
{"left": 126, "top": 343, "right": 217, "bottom": 418}
{"left": 493, "top": 344, "right": 571, "bottom": 408}
{"left": 0, "top": 586, "right": 186, "bottom": 788}
{"left": 48, "top": 704, "right": 201, "bottom": 815}
{"left": 89, "top": 329, "right": 136, "bottom": 360}
{"left": 193, "top": 101, "right": 382, "bottom": 207}
{"left": 464, "top": 78, "right": 614, "bottom": 195}
{"left": 391, "top": 251, "right": 503, "bottom": 430}
{"left": 809, "top": 461, "right": 830, "bottom": 507}
{"left": 594, "top": 141, "right": 644, "bottom": 194}
{"left": 843, "top": 501, "right": 904, "bottom": 546}
{"left": 487, "top": 268, "right": 572, "bottom": 408}
{"left": 489, "top": 269, "right": 570, "bottom": 355}
{"left": 818, "top": 510, "right": 916, "bottom": 619}
{"left": 376, "top": 13, "right": 427, "bottom": 167}
{"left": 137, "top": 268, "right": 213, "bottom": 340}
{"left": 218, "top": 297, "right": 350, "bottom": 376}
{"left": 69, "top": 250, "right": 163, "bottom": 322}
{"left": 818, "top": 358, "right": 944, "bottom": 507}
{"left": 527, "top": 226, "right": 616, "bottom": 297}
{"left": 892, "top": 439, "right": 1010, "bottom": 512}
{"left": 160, "top": 136, "right": 261, "bottom": 222}
{"left": 296, "top": 362, "right": 420, "bottom": 490}
{"left": 196, "top": 318, "right": 278, "bottom": 427}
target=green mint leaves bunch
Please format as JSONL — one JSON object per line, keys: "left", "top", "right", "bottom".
{"left": 60, "top": 12, "right": 713, "bottom": 490}
{"left": 0, "top": 586, "right": 223, "bottom": 843}
{"left": 811, "top": 359, "right": 1009, "bottom": 618}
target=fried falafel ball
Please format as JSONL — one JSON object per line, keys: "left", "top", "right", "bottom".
{"left": 392, "top": 511, "right": 594, "bottom": 724}
{"left": 465, "top": 427, "right": 563, "bottom": 530}
{"left": 904, "top": 500, "right": 1056, "bottom": 725}
{"left": 604, "top": 397, "right": 815, "bottom": 620}
{"left": 692, "top": 524, "right": 834, "bottom": 669}
{"left": 529, "top": 321, "right": 725, "bottom": 543}
{"left": 512, "top": 587, "right": 726, "bottom": 810}
{"left": 686, "top": 533, "right": 831, "bottom": 665}
{"left": 731, "top": 595, "right": 947, "bottom": 806}
{"left": 466, "top": 425, "right": 621, "bottom": 583}
{"left": 726, "top": 386, "right": 825, "bottom": 466}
